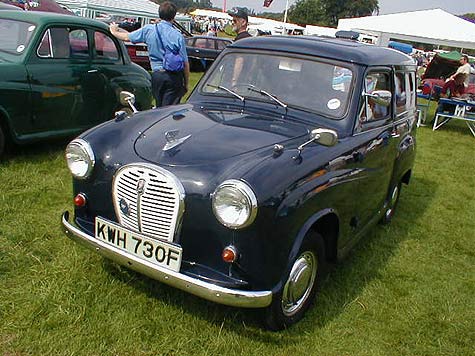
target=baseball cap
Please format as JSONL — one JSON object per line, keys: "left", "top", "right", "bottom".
{"left": 227, "top": 7, "right": 248, "bottom": 22}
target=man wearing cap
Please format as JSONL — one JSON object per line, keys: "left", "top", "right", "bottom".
{"left": 228, "top": 7, "right": 251, "bottom": 41}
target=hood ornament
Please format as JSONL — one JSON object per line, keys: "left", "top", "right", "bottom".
{"left": 163, "top": 130, "right": 191, "bottom": 151}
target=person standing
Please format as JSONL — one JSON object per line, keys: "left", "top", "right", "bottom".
{"left": 227, "top": 7, "right": 251, "bottom": 41}
{"left": 109, "top": 1, "right": 189, "bottom": 107}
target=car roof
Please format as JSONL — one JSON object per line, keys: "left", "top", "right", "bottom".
{"left": 0, "top": 9, "right": 108, "bottom": 30}
{"left": 188, "top": 36, "right": 232, "bottom": 42}
{"left": 230, "top": 36, "right": 416, "bottom": 67}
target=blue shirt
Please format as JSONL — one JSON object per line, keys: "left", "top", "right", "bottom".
{"left": 129, "top": 21, "right": 188, "bottom": 72}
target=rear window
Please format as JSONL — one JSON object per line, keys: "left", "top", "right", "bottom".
{"left": 0, "top": 19, "right": 36, "bottom": 55}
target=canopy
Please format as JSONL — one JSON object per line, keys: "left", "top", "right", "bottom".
{"left": 56, "top": 0, "right": 159, "bottom": 22}
{"left": 189, "top": 8, "right": 304, "bottom": 35}
{"left": 337, "top": 9, "right": 475, "bottom": 50}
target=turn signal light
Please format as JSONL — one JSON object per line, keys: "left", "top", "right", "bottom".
{"left": 74, "top": 193, "right": 87, "bottom": 207}
{"left": 222, "top": 245, "right": 238, "bottom": 263}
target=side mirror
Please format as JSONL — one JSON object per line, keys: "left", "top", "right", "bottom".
{"left": 364, "top": 90, "right": 392, "bottom": 107}
{"left": 119, "top": 91, "right": 138, "bottom": 113}
{"left": 310, "top": 128, "right": 338, "bottom": 147}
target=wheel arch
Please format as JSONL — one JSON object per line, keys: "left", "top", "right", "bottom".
{"left": 0, "top": 106, "right": 13, "bottom": 142}
{"left": 292, "top": 209, "right": 340, "bottom": 266}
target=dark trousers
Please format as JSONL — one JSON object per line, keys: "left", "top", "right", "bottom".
{"left": 152, "top": 70, "right": 185, "bottom": 107}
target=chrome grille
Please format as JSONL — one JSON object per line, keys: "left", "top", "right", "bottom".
{"left": 112, "top": 164, "right": 185, "bottom": 242}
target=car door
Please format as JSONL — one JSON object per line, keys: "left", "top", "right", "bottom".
{"left": 352, "top": 69, "right": 398, "bottom": 230}
{"left": 26, "top": 25, "right": 92, "bottom": 135}
{"left": 79, "top": 29, "right": 123, "bottom": 125}
{"left": 391, "top": 69, "right": 417, "bottom": 185}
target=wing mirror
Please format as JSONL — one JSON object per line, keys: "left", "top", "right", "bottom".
{"left": 309, "top": 128, "right": 339, "bottom": 147}
{"left": 119, "top": 91, "right": 138, "bottom": 113}
{"left": 363, "top": 90, "right": 392, "bottom": 107}
{"left": 294, "top": 128, "right": 338, "bottom": 161}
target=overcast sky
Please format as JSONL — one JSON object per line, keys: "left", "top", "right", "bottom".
{"left": 210, "top": 0, "right": 474, "bottom": 16}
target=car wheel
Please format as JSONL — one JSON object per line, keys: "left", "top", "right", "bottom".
{"left": 263, "top": 232, "right": 326, "bottom": 331}
{"left": 0, "top": 125, "right": 5, "bottom": 159}
{"left": 380, "top": 182, "right": 401, "bottom": 225}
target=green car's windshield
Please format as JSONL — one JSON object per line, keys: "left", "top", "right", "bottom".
{"left": 0, "top": 19, "right": 36, "bottom": 55}
{"left": 201, "top": 52, "right": 354, "bottom": 119}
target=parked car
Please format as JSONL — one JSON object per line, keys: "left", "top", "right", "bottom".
{"left": 185, "top": 35, "right": 232, "bottom": 71}
{"left": 0, "top": 11, "right": 153, "bottom": 157}
{"left": 420, "top": 51, "right": 475, "bottom": 95}
{"left": 61, "top": 36, "right": 417, "bottom": 330}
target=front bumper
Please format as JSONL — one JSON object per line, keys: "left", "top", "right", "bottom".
{"left": 61, "top": 211, "right": 272, "bottom": 308}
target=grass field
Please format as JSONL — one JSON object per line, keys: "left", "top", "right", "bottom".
{"left": 0, "top": 91, "right": 474, "bottom": 355}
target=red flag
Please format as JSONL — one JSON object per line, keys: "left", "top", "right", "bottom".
{"left": 263, "top": 0, "right": 273, "bottom": 7}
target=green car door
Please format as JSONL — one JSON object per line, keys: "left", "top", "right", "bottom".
{"left": 25, "top": 25, "right": 107, "bottom": 138}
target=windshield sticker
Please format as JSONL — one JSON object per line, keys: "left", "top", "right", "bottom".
{"left": 16, "top": 45, "right": 25, "bottom": 53}
{"left": 28, "top": 25, "right": 36, "bottom": 32}
{"left": 327, "top": 98, "right": 341, "bottom": 110}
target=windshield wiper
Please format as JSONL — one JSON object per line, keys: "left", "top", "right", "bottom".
{"left": 206, "top": 84, "right": 244, "bottom": 102}
{"left": 246, "top": 84, "right": 287, "bottom": 108}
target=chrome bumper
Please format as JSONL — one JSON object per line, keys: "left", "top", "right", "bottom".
{"left": 61, "top": 211, "right": 272, "bottom": 308}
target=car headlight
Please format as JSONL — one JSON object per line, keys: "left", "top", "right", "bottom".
{"left": 65, "top": 139, "right": 95, "bottom": 179}
{"left": 212, "top": 179, "right": 258, "bottom": 229}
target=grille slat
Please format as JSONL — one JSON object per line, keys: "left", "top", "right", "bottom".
{"left": 113, "top": 164, "right": 184, "bottom": 243}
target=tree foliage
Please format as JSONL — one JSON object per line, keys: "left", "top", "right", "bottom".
{"left": 288, "top": 0, "right": 379, "bottom": 27}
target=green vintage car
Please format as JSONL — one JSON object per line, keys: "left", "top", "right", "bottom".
{"left": 0, "top": 11, "right": 153, "bottom": 157}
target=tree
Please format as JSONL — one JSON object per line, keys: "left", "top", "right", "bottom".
{"left": 289, "top": 0, "right": 378, "bottom": 27}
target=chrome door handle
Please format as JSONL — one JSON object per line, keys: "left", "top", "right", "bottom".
{"left": 88, "top": 69, "right": 98, "bottom": 73}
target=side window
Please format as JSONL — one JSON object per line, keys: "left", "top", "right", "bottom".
{"left": 94, "top": 31, "right": 119, "bottom": 60}
{"left": 37, "top": 27, "right": 88, "bottom": 59}
{"left": 216, "top": 40, "right": 229, "bottom": 50}
{"left": 395, "top": 72, "right": 407, "bottom": 114}
{"left": 359, "top": 71, "right": 391, "bottom": 123}
{"left": 69, "top": 29, "right": 88, "bottom": 58}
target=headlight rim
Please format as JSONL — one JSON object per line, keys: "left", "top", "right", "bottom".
{"left": 212, "top": 179, "right": 258, "bottom": 230}
{"left": 65, "top": 138, "right": 95, "bottom": 180}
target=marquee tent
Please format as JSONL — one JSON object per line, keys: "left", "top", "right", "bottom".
{"left": 189, "top": 8, "right": 304, "bottom": 35}
{"left": 337, "top": 9, "right": 475, "bottom": 50}
{"left": 56, "top": 0, "right": 159, "bottom": 23}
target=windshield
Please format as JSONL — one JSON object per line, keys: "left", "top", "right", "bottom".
{"left": 0, "top": 19, "right": 36, "bottom": 55}
{"left": 201, "top": 52, "right": 354, "bottom": 119}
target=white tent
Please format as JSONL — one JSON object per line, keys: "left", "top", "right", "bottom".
{"left": 57, "top": 0, "right": 159, "bottom": 23}
{"left": 337, "top": 9, "right": 475, "bottom": 50}
{"left": 189, "top": 9, "right": 304, "bottom": 36}
{"left": 304, "top": 25, "right": 338, "bottom": 37}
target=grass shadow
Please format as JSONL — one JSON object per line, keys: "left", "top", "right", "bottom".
{"left": 101, "top": 175, "right": 437, "bottom": 342}
{"left": 2, "top": 138, "right": 72, "bottom": 164}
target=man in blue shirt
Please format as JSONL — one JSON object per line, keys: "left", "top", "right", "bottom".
{"left": 109, "top": 1, "right": 189, "bottom": 107}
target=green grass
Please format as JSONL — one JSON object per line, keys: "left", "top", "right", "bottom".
{"left": 0, "top": 97, "right": 474, "bottom": 355}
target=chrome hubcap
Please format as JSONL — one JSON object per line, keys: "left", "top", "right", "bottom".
{"left": 385, "top": 185, "right": 399, "bottom": 219}
{"left": 282, "top": 251, "right": 317, "bottom": 316}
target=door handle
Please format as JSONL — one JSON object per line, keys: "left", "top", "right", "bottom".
{"left": 88, "top": 69, "right": 98, "bottom": 73}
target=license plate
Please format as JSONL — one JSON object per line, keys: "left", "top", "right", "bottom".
{"left": 95, "top": 217, "right": 182, "bottom": 272}
{"left": 136, "top": 50, "right": 149, "bottom": 56}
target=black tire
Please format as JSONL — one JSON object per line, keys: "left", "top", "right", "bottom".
{"left": 263, "top": 232, "right": 327, "bottom": 331}
{"left": 380, "top": 182, "right": 402, "bottom": 225}
{"left": 0, "top": 125, "right": 5, "bottom": 159}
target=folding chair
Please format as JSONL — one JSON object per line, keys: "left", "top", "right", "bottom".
{"left": 417, "top": 84, "right": 441, "bottom": 127}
